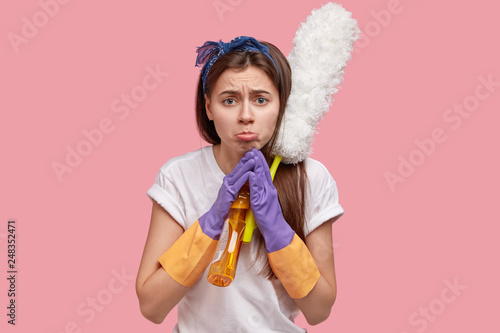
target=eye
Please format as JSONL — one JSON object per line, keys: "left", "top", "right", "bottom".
{"left": 255, "top": 97, "right": 268, "bottom": 105}
{"left": 223, "top": 98, "right": 236, "bottom": 105}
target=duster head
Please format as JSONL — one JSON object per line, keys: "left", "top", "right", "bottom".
{"left": 272, "top": 3, "right": 360, "bottom": 164}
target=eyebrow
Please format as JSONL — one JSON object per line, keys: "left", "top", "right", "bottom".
{"left": 250, "top": 89, "right": 272, "bottom": 95}
{"left": 218, "top": 90, "right": 239, "bottom": 96}
{"left": 218, "top": 89, "right": 272, "bottom": 96}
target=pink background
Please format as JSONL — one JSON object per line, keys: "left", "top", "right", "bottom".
{"left": 1, "top": 0, "right": 499, "bottom": 332}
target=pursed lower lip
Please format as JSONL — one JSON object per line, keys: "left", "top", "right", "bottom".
{"left": 236, "top": 133, "right": 258, "bottom": 141}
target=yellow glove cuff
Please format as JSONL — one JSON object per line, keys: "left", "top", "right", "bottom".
{"left": 158, "top": 220, "right": 217, "bottom": 287}
{"left": 268, "top": 233, "right": 320, "bottom": 299}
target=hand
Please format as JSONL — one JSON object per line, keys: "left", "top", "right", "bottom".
{"left": 248, "top": 149, "right": 295, "bottom": 252}
{"left": 199, "top": 150, "right": 256, "bottom": 239}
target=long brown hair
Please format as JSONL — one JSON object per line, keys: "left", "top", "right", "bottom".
{"left": 195, "top": 41, "right": 308, "bottom": 277}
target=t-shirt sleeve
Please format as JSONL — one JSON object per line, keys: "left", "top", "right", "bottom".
{"left": 304, "top": 159, "right": 345, "bottom": 236}
{"left": 146, "top": 168, "right": 187, "bottom": 230}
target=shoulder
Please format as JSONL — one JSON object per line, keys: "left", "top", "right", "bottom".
{"left": 152, "top": 146, "right": 215, "bottom": 194}
{"left": 148, "top": 146, "right": 218, "bottom": 228}
{"left": 302, "top": 157, "right": 337, "bottom": 189}
{"left": 157, "top": 146, "right": 210, "bottom": 178}
{"left": 158, "top": 146, "right": 208, "bottom": 170}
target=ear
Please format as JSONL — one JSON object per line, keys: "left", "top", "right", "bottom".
{"left": 205, "top": 95, "right": 213, "bottom": 121}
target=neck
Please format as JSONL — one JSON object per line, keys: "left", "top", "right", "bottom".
{"left": 212, "top": 144, "right": 245, "bottom": 175}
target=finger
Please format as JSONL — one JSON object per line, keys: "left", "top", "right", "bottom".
{"left": 248, "top": 172, "right": 260, "bottom": 204}
{"left": 251, "top": 157, "right": 266, "bottom": 199}
{"left": 230, "top": 150, "right": 255, "bottom": 174}
{"left": 232, "top": 170, "right": 251, "bottom": 192}
{"left": 226, "top": 158, "right": 255, "bottom": 186}
{"left": 253, "top": 151, "right": 273, "bottom": 185}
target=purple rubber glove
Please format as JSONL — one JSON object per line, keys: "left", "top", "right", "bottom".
{"left": 199, "top": 149, "right": 256, "bottom": 240}
{"left": 248, "top": 149, "right": 295, "bottom": 253}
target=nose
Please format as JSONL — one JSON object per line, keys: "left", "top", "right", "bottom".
{"left": 237, "top": 101, "right": 255, "bottom": 124}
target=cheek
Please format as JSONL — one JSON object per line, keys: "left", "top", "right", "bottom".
{"left": 211, "top": 113, "right": 234, "bottom": 137}
{"left": 264, "top": 109, "right": 280, "bottom": 132}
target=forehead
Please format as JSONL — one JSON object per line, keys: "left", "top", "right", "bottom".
{"left": 213, "top": 66, "right": 276, "bottom": 91}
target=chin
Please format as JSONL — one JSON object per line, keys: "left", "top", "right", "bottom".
{"left": 236, "top": 141, "right": 260, "bottom": 153}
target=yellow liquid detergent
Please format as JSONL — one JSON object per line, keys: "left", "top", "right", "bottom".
{"left": 207, "top": 183, "right": 250, "bottom": 287}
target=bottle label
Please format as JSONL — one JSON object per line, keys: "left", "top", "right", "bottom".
{"left": 212, "top": 250, "right": 223, "bottom": 263}
{"left": 211, "top": 219, "right": 229, "bottom": 264}
{"left": 227, "top": 230, "right": 238, "bottom": 253}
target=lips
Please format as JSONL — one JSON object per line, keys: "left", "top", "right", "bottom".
{"left": 236, "top": 132, "right": 258, "bottom": 141}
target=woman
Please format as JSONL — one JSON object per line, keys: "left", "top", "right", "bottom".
{"left": 136, "top": 36, "right": 344, "bottom": 332}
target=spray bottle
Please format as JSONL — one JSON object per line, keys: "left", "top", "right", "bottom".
{"left": 207, "top": 182, "right": 250, "bottom": 287}
{"left": 207, "top": 157, "right": 282, "bottom": 287}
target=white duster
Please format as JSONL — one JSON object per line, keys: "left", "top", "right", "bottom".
{"left": 272, "top": 3, "right": 360, "bottom": 164}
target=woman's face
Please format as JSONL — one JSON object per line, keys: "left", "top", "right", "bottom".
{"left": 206, "top": 66, "right": 280, "bottom": 156}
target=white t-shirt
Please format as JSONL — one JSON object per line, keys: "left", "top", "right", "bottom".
{"left": 147, "top": 146, "right": 344, "bottom": 333}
